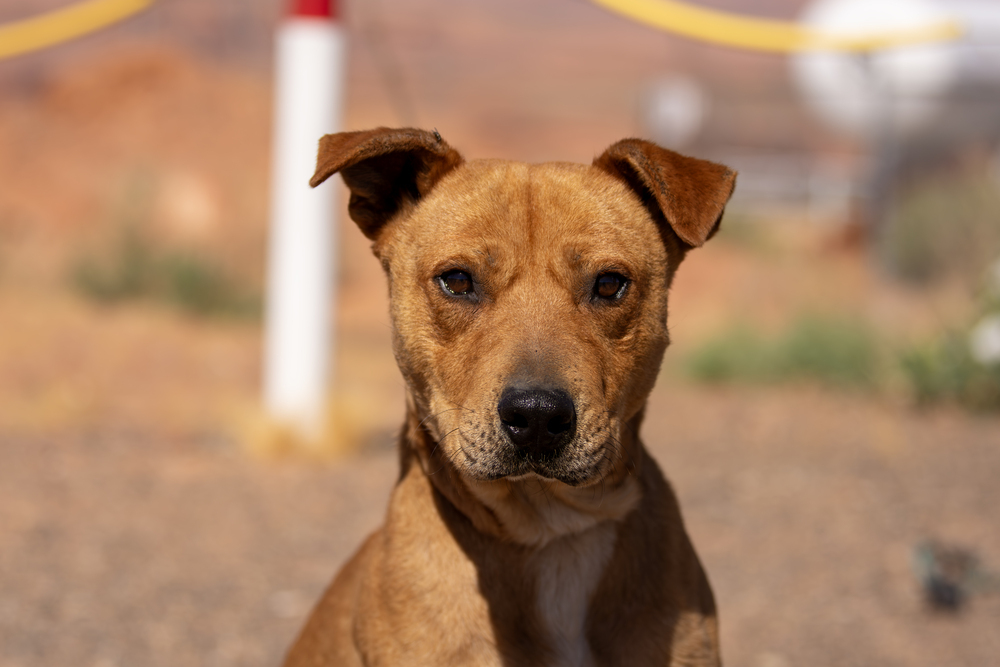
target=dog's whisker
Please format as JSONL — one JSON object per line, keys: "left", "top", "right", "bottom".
{"left": 443, "top": 399, "right": 476, "bottom": 414}
{"left": 417, "top": 406, "right": 467, "bottom": 431}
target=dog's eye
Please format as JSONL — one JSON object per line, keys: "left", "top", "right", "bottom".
{"left": 439, "top": 270, "right": 474, "bottom": 296}
{"left": 593, "top": 272, "right": 628, "bottom": 300}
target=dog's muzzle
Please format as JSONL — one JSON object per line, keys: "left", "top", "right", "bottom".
{"left": 497, "top": 387, "right": 576, "bottom": 459}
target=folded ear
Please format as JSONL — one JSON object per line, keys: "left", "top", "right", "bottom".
{"left": 310, "top": 127, "right": 464, "bottom": 240}
{"left": 594, "top": 139, "right": 736, "bottom": 248}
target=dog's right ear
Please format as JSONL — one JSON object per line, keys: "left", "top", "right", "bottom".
{"left": 310, "top": 127, "right": 464, "bottom": 240}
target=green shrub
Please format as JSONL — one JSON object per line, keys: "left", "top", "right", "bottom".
{"left": 685, "top": 316, "right": 881, "bottom": 390}
{"left": 776, "top": 317, "right": 879, "bottom": 388}
{"left": 684, "top": 314, "right": 1000, "bottom": 412}
{"left": 156, "top": 253, "right": 260, "bottom": 317}
{"left": 901, "top": 333, "right": 1000, "bottom": 412}
{"left": 73, "top": 225, "right": 152, "bottom": 302}
{"left": 73, "top": 226, "right": 260, "bottom": 319}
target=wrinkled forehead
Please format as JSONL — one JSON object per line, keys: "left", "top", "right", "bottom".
{"left": 383, "top": 159, "right": 666, "bottom": 267}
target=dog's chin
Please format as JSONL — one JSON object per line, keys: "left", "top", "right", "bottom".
{"left": 461, "top": 448, "right": 614, "bottom": 488}
{"left": 438, "top": 424, "right": 624, "bottom": 487}
{"left": 501, "top": 470, "right": 594, "bottom": 487}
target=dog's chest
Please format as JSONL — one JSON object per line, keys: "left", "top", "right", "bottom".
{"left": 531, "top": 523, "right": 617, "bottom": 667}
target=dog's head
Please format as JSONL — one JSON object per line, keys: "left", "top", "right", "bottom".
{"left": 312, "top": 128, "right": 734, "bottom": 541}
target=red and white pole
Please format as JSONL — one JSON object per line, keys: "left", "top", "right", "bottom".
{"left": 263, "top": 0, "right": 345, "bottom": 441}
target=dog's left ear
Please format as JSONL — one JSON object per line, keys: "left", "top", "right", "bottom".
{"left": 594, "top": 139, "right": 736, "bottom": 248}
{"left": 310, "top": 127, "right": 464, "bottom": 240}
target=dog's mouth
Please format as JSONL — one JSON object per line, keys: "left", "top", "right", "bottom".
{"left": 453, "top": 423, "right": 619, "bottom": 487}
{"left": 494, "top": 452, "right": 610, "bottom": 486}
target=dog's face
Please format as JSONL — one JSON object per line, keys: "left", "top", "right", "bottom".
{"left": 376, "top": 160, "right": 674, "bottom": 486}
{"left": 312, "top": 128, "right": 734, "bottom": 540}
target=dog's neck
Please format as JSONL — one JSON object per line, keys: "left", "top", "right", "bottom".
{"left": 400, "top": 402, "right": 646, "bottom": 548}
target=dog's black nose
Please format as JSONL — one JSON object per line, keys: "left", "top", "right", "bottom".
{"left": 497, "top": 388, "right": 576, "bottom": 456}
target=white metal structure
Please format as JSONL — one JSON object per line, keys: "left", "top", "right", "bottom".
{"left": 792, "top": 0, "right": 1000, "bottom": 138}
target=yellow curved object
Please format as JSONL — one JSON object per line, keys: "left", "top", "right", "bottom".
{"left": 0, "top": 0, "right": 153, "bottom": 60}
{"left": 592, "top": 0, "right": 962, "bottom": 53}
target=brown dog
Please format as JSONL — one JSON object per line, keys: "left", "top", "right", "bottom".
{"left": 283, "top": 128, "right": 736, "bottom": 667}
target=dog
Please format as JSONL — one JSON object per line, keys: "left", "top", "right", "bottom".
{"left": 282, "top": 127, "right": 736, "bottom": 667}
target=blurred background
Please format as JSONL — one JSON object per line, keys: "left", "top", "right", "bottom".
{"left": 1, "top": 0, "right": 998, "bottom": 666}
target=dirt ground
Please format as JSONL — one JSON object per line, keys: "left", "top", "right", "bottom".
{"left": 2, "top": 378, "right": 999, "bottom": 667}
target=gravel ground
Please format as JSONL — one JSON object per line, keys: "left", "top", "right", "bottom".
{"left": 2, "top": 385, "right": 998, "bottom": 667}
